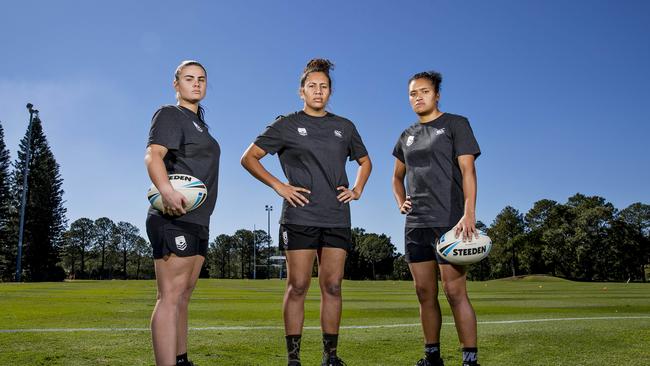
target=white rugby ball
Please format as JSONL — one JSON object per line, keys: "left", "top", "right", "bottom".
{"left": 436, "top": 228, "right": 492, "bottom": 265}
{"left": 147, "top": 174, "right": 207, "bottom": 213}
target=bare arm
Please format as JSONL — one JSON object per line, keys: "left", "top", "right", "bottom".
{"left": 336, "top": 155, "right": 372, "bottom": 203}
{"left": 144, "top": 144, "right": 187, "bottom": 215}
{"left": 240, "top": 143, "right": 311, "bottom": 207}
{"left": 455, "top": 154, "right": 478, "bottom": 240}
{"left": 391, "top": 158, "right": 412, "bottom": 214}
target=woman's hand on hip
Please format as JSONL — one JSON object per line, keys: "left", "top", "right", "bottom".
{"left": 275, "top": 183, "right": 310, "bottom": 207}
{"left": 337, "top": 186, "right": 361, "bottom": 203}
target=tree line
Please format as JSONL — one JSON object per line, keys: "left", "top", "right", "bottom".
{"left": 208, "top": 227, "right": 401, "bottom": 281}
{"left": 476, "top": 196, "right": 649, "bottom": 282}
{"left": 207, "top": 197, "right": 650, "bottom": 282}
{"left": 0, "top": 120, "right": 648, "bottom": 282}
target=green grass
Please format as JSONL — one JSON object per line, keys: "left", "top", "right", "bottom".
{"left": 1, "top": 278, "right": 648, "bottom": 365}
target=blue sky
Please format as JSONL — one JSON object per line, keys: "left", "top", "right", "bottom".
{"left": 1, "top": 1, "right": 648, "bottom": 253}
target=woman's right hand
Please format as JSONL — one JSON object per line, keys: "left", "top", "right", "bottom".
{"left": 399, "top": 195, "right": 412, "bottom": 214}
{"left": 160, "top": 188, "right": 188, "bottom": 216}
{"left": 274, "top": 183, "right": 310, "bottom": 207}
{"left": 241, "top": 144, "right": 310, "bottom": 208}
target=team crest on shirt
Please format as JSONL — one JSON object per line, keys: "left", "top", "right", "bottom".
{"left": 192, "top": 121, "right": 203, "bottom": 133}
{"left": 406, "top": 135, "right": 415, "bottom": 146}
{"left": 297, "top": 127, "right": 308, "bottom": 136}
{"left": 334, "top": 130, "right": 343, "bottom": 138}
{"left": 282, "top": 230, "right": 289, "bottom": 245}
{"left": 435, "top": 128, "right": 446, "bottom": 135}
{"left": 175, "top": 236, "right": 187, "bottom": 251}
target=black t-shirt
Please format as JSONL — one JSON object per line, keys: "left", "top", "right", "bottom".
{"left": 147, "top": 105, "right": 220, "bottom": 227}
{"left": 254, "top": 111, "right": 368, "bottom": 228}
{"left": 393, "top": 113, "right": 480, "bottom": 228}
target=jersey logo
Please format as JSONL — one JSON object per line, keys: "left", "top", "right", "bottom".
{"left": 192, "top": 121, "right": 204, "bottom": 133}
{"left": 175, "top": 236, "right": 187, "bottom": 251}
{"left": 297, "top": 127, "right": 308, "bottom": 136}
{"left": 334, "top": 130, "right": 343, "bottom": 138}
{"left": 406, "top": 135, "right": 415, "bottom": 146}
{"left": 435, "top": 128, "right": 446, "bottom": 135}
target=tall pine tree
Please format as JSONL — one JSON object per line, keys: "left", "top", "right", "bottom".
{"left": 10, "top": 116, "right": 67, "bottom": 281}
{"left": 0, "top": 122, "right": 14, "bottom": 280}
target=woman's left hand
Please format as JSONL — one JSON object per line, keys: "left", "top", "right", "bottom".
{"left": 454, "top": 214, "right": 479, "bottom": 242}
{"left": 337, "top": 186, "right": 361, "bottom": 203}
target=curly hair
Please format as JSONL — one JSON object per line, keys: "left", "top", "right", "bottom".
{"left": 300, "top": 58, "right": 335, "bottom": 88}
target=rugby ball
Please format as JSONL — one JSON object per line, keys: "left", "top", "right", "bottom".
{"left": 436, "top": 228, "right": 492, "bottom": 265}
{"left": 147, "top": 174, "right": 207, "bottom": 213}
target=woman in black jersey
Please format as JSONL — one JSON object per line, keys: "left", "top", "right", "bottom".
{"left": 144, "top": 60, "right": 220, "bottom": 366}
{"left": 241, "top": 59, "right": 372, "bottom": 366}
{"left": 392, "top": 71, "right": 481, "bottom": 366}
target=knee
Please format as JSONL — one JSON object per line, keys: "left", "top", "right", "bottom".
{"left": 287, "top": 281, "right": 310, "bottom": 298}
{"left": 179, "top": 284, "right": 195, "bottom": 305}
{"left": 442, "top": 281, "right": 467, "bottom": 307}
{"left": 321, "top": 281, "right": 342, "bottom": 297}
{"left": 158, "top": 282, "right": 193, "bottom": 306}
{"left": 414, "top": 284, "right": 435, "bottom": 304}
{"left": 157, "top": 288, "right": 184, "bottom": 306}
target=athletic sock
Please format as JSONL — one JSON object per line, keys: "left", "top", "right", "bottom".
{"left": 176, "top": 353, "right": 189, "bottom": 365}
{"left": 322, "top": 333, "right": 339, "bottom": 359}
{"left": 462, "top": 347, "right": 478, "bottom": 365}
{"left": 425, "top": 343, "right": 441, "bottom": 363}
{"left": 286, "top": 334, "right": 302, "bottom": 366}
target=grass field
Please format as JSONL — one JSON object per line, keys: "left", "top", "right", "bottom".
{"left": 1, "top": 276, "right": 648, "bottom": 366}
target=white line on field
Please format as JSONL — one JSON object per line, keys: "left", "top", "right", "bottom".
{"left": 1, "top": 316, "right": 648, "bottom": 334}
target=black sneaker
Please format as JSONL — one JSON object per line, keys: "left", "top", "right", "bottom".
{"left": 322, "top": 355, "right": 347, "bottom": 366}
{"left": 416, "top": 358, "right": 444, "bottom": 366}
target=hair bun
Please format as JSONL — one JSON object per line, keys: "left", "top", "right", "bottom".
{"left": 304, "top": 58, "right": 334, "bottom": 73}
{"left": 300, "top": 58, "right": 334, "bottom": 88}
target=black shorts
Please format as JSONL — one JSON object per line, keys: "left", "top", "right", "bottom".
{"left": 146, "top": 215, "right": 209, "bottom": 259}
{"left": 404, "top": 226, "right": 452, "bottom": 264}
{"left": 279, "top": 224, "right": 351, "bottom": 252}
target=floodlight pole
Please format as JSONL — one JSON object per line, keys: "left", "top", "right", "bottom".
{"left": 253, "top": 224, "right": 256, "bottom": 280}
{"left": 16, "top": 103, "right": 37, "bottom": 282}
{"left": 265, "top": 205, "right": 273, "bottom": 278}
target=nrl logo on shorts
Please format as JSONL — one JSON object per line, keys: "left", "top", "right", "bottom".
{"left": 175, "top": 235, "right": 187, "bottom": 251}
{"left": 282, "top": 230, "right": 289, "bottom": 245}
{"left": 334, "top": 130, "right": 343, "bottom": 138}
{"left": 297, "top": 127, "right": 308, "bottom": 136}
{"left": 406, "top": 135, "right": 415, "bottom": 146}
